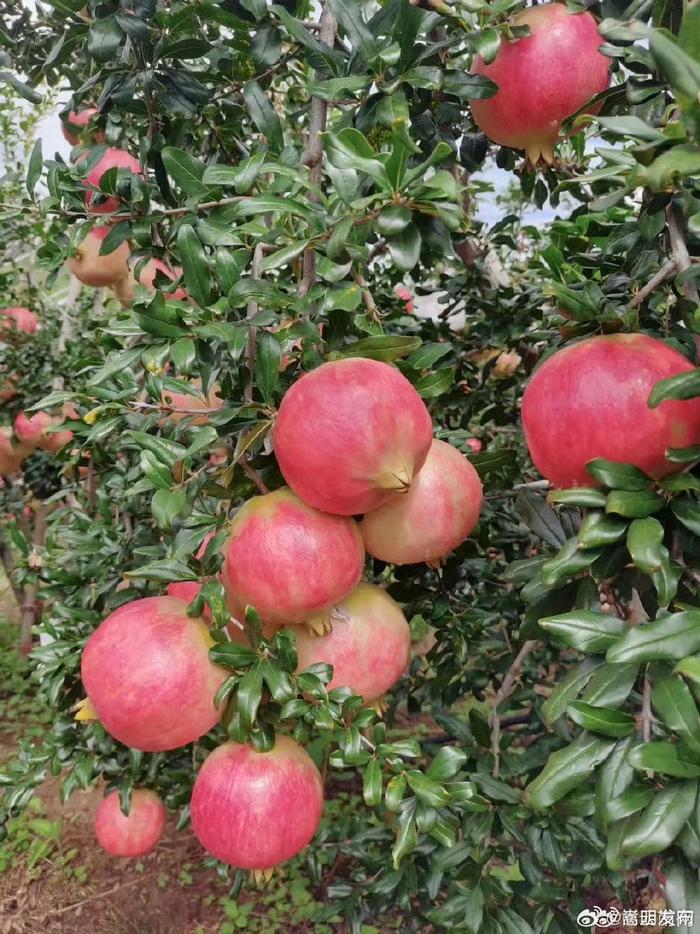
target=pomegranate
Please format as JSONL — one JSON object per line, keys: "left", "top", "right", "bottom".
{"left": 0, "top": 307, "right": 39, "bottom": 339}
{"left": 61, "top": 107, "right": 104, "bottom": 146}
{"left": 220, "top": 487, "right": 364, "bottom": 626}
{"left": 466, "top": 438, "right": 482, "bottom": 454}
{"left": 83, "top": 147, "right": 143, "bottom": 214}
{"left": 522, "top": 334, "right": 700, "bottom": 488}
{"left": 68, "top": 226, "right": 130, "bottom": 287}
{"left": 285, "top": 583, "right": 411, "bottom": 702}
{"left": 161, "top": 381, "right": 224, "bottom": 426}
{"left": 94, "top": 789, "right": 166, "bottom": 858}
{"left": 471, "top": 3, "right": 610, "bottom": 165}
{"left": 0, "top": 428, "right": 29, "bottom": 476}
{"left": 14, "top": 411, "right": 73, "bottom": 453}
{"left": 0, "top": 376, "right": 16, "bottom": 402}
{"left": 274, "top": 358, "right": 433, "bottom": 515}
{"left": 113, "top": 258, "right": 187, "bottom": 305}
{"left": 80, "top": 596, "right": 227, "bottom": 751}
{"left": 190, "top": 736, "right": 324, "bottom": 870}
{"left": 360, "top": 439, "right": 483, "bottom": 565}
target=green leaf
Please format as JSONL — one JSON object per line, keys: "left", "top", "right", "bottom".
{"left": 87, "top": 15, "right": 123, "bottom": 61}
{"left": 595, "top": 736, "right": 637, "bottom": 829}
{"left": 576, "top": 512, "right": 627, "bottom": 549}
{"left": 90, "top": 347, "right": 143, "bottom": 386}
{"left": 26, "top": 139, "right": 43, "bottom": 196}
{"left": 385, "top": 774, "right": 406, "bottom": 811}
{"left": 255, "top": 332, "right": 281, "bottom": 403}
{"left": 627, "top": 517, "right": 665, "bottom": 574}
{"left": 621, "top": 781, "right": 698, "bottom": 856}
{"left": 406, "top": 771, "right": 451, "bottom": 808}
{"left": 363, "top": 759, "right": 383, "bottom": 807}
{"left": 628, "top": 743, "right": 700, "bottom": 778}
{"left": 392, "top": 804, "right": 418, "bottom": 868}
{"left": 581, "top": 662, "right": 640, "bottom": 708}
{"left": 209, "top": 642, "right": 259, "bottom": 669}
{"left": 427, "top": 747, "right": 467, "bottom": 782}
{"left": 260, "top": 240, "right": 310, "bottom": 272}
{"left": 606, "top": 490, "right": 664, "bottom": 518}
{"left": 542, "top": 657, "right": 604, "bottom": 726}
{"left": 177, "top": 225, "right": 212, "bottom": 306}
{"left": 415, "top": 366, "right": 454, "bottom": 399}
{"left": 516, "top": 489, "right": 567, "bottom": 548}
{"left": 607, "top": 612, "right": 700, "bottom": 664}
{"left": 377, "top": 204, "right": 412, "bottom": 236}
{"left": 539, "top": 610, "right": 626, "bottom": 654}
{"left": 567, "top": 702, "right": 635, "bottom": 738}
{"left": 524, "top": 733, "right": 616, "bottom": 809}
{"left": 243, "top": 81, "right": 283, "bottom": 152}
{"left": 586, "top": 459, "right": 651, "bottom": 490}
{"left": 161, "top": 146, "right": 209, "bottom": 196}
{"left": 605, "top": 786, "right": 656, "bottom": 826}
{"left": 151, "top": 489, "right": 188, "bottom": 529}
{"left": 672, "top": 499, "right": 700, "bottom": 536}
{"left": 342, "top": 335, "right": 421, "bottom": 362}
{"left": 328, "top": 0, "right": 381, "bottom": 64}
{"left": 548, "top": 488, "right": 607, "bottom": 508}
{"left": 125, "top": 558, "right": 199, "bottom": 583}
{"left": 236, "top": 662, "right": 264, "bottom": 732}
{"left": 651, "top": 671, "right": 700, "bottom": 752}
{"left": 388, "top": 226, "right": 421, "bottom": 270}
{"left": 649, "top": 368, "right": 700, "bottom": 407}
{"left": 675, "top": 656, "right": 700, "bottom": 686}
{"left": 407, "top": 342, "right": 452, "bottom": 370}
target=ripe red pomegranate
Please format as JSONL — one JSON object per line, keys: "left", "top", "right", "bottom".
{"left": 113, "top": 258, "right": 187, "bottom": 305}
{"left": 360, "top": 439, "right": 483, "bottom": 565}
{"left": 61, "top": 107, "right": 105, "bottom": 145}
{"left": 221, "top": 487, "right": 364, "bottom": 626}
{"left": 69, "top": 227, "right": 130, "bottom": 286}
{"left": 14, "top": 411, "right": 74, "bottom": 453}
{"left": 274, "top": 358, "right": 433, "bottom": 515}
{"left": 80, "top": 596, "right": 227, "bottom": 751}
{"left": 471, "top": 3, "right": 610, "bottom": 165}
{"left": 285, "top": 583, "right": 411, "bottom": 702}
{"left": 522, "top": 334, "right": 700, "bottom": 488}
{"left": 84, "top": 148, "right": 143, "bottom": 214}
{"left": 0, "top": 307, "right": 39, "bottom": 339}
{"left": 190, "top": 736, "right": 324, "bottom": 870}
{"left": 94, "top": 789, "right": 166, "bottom": 858}
{"left": 0, "top": 428, "right": 29, "bottom": 476}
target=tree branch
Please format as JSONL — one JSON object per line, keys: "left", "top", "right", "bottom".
{"left": 490, "top": 640, "right": 538, "bottom": 777}
{"left": 245, "top": 241, "right": 265, "bottom": 403}
{"left": 666, "top": 203, "right": 700, "bottom": 306}
{"left": 630, "top": 257, "right": 678, "bottom": 307}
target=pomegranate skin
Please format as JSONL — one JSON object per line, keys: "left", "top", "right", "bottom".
{"left": 162, "top": 382, "right": 223, "bottom": 426}
{"left": 273, "top": 358, "right": 433, "bottom": 515}
{"left": 0, "top": 307, "right": 39, "bottom": 338}
{"left": 221, "top": 488, "right": 364, "bottom": 626}
{"left": 471, "top": 4, "right": 610, "bottom": 164}
{"left": 360, "top": 439, "right": 483, "bottom": 565}
{"left": 81, "top": 596, "right": 227, "bottom": 751}
{"left": 84, "top": 148, "right": 143, "bottom": 214}
{"left": 69, "top": 226, "right": 130, "bottom": 287}
{"left": 285, "top": 583, "right": 411, "bottom": 702}
{"left": 190, "top": 736, "right": 324, "bottom": 870}
{"left": 0, "top": 428, "right": 29, "bottom": 476}
{"left": 94, "top": 789, "right": 166, "bottom": 858}
{"left": 62, "top": 107, "right": 104, "bottom": 145}
{"left": 522, "top": 334, "right": 700, "bottom": 488}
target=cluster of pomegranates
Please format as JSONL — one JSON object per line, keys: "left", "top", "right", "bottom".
{"left": 82, "top": 357, "right": 484, "bottom": 869}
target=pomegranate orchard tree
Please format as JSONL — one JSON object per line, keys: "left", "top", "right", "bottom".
{"left": 2, "top": 0, "right": 700, "bottom": 927}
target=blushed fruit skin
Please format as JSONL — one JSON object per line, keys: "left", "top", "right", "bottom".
{"left": 94, "top": 789, "right": 166, "bottom": 858}
{"left": 360, "top": 439, "right": 484, "bottom": 565}
{"left": 190, "top": 736, "right": 324, "bottom": 870}
{"left": 273, "top": 358, "right": 434, "bottom": 515}
{"left": 69, "top": 226, "right": 130, "bottom": 287}
{"left": 221, "top": 487, "right": 364, "bottom": 626}
{"left": 139, "top": 259, "right": 188, "bottom": 300}
{"left": 285, "top": 583, "right": 411, "bottom": 702}
{"left": 84, "top": 148, "right": 142, "bottom": 214}
{"left": 0, "top": 307, "right": 39, "bottom": 338}
{"left": 81, "top": 596, "right": 227, "bottom": 751}
{"left": 14, "top": 411, "right": 73, "bottom": 453}
{"left": 0, "top": 428, "right": 29, "bottom": 476}
{"left": 162, "top": 382, "right": 223, "bottom": 426}
{"left": 521, "top": 334, "right": 700, "bottom": 488}
{"left": 471, "top": 4, "right": 610, "bottom": 164}
{"left": 62, "top": 107, "right": 104, "bottom": 146}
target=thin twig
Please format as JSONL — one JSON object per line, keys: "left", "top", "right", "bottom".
{"left": 666, "top": 203, "right": 700, "bottom": 360}
{"left": 490, "top": 640, "right": 538, "bottom": 777}
{"left": 245, "top": 242, "right": 265, "bottom": 403}
{"left": 352, "top": 268, "right": 381, "bottom": 322}
{"left": 630, "top": 257, "right": 677, "bottom": 307}
{"left": 242, "top": 460, "right": 269, "bottom": 494}
{"left": 131, "top": 401, "right": 223, "bottom": 415}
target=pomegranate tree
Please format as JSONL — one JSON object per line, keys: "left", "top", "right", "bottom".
{"left": 94, "top": 789, "right": 166, "bottom": 858}
{"left": 360, "top": 439, "right": 483, "bottom": 565}
{"left": 285, "top": 583, "right": 411, "bottom": 703}
{"left": 190, "top": 736, "right": 324, "bottom": 870}
{"left": 83, "top": 147, "right": 143, "bottom": 214}
{"left": 220, "top": 487, "right": 364, "bottom": 625}
{"left": 522, "top": 334, "right": 700, "bottom": 488}
{"left": 68, "top": 226, "right": 130, "bottom": 287}
{"left": 471, "top": 3, "right": 610, "bottom": 165}
{"left": 273, "top": 358, "right": 433, "bottom": 515}
{"left": 79, "top": 596, "right": 226, "bottom": 751}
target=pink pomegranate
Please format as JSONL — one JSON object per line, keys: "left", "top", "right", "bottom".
{"left": 220, "top": 487, "right": 364, "bottom": 626}
{"left": 113, "top": 258, "right": 187, "bottom": 305}
{"left": 80, "top": 596, "right": 227, "bottom": 751}
{"left": 0, "top": 307, "right": 39, "bottom": 339}
{"left": 274, "top": 358, "right": 433, "bottom": 515}
{"left": 14, "top": 411, "right": 73, "bottom": 453}
{"left": 62, "top": 107, "right": 105, "bottom": 145}
{"left": 471, "top": 3, "right": 610, "bottom": 165}
{"left": 84, "top": 147, "right": 143, "bottom": 214}
{"left": 0, "top": 428, "right": 29, "bottom": 476}
{"left": 69, "top": 226, "right": 130, "bottom": 287}
{"left": 190, "top": 736, "right": 324, "bottom": 870}
{"left": 161, "top": 381, "right": 224, "bottom": 426}
{"left": 466, "top": 438, "right": 482, "bottom": 454}
{"left": 94, "top": 788, "right": 166, "bottom": 858}
{"left": 522, "top": 334, "right": 700, "bottom": 488}
{"left": 360, "top": 439, "right": 484, "bottom": 565}
{"left": 285, "top": 583, "right": 411, "bottom": 702}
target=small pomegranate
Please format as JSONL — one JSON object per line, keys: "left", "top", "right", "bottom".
{"left": 220, "top": 487, "right": 364, "bottom": 626}
{"left": 285, "top": 583, "right": 411, "bottom": 702}
{"left": 83, "top": 147, "right": 143, "bottom": 214}
{"left": 360, "top": 439, "right": 483, "bottom": 565}
{"left": 0, "top": 307, "right": 39, "bottom": 339}
{"left": 274, "top": 358, "right": 433, "bottom": 515}
{"left": 80, "top": 596, "right": 227, "bottom": 751}
{"left": 69, "top": 227, "right": 130, "bottom": 287}
{"left": 466, "top": 438, "right": 482, "bottom": 454}
{"left": 190, "top": 736, "right": 324, "bottom": 870}
{"left": 471, "top": 3, "right": 610, "bottom": 165}
{"left": 61, "top": 107, "right": 104, "bottom": 146}
{"left": 94, "top": 789, "right": 166, "bottom": 858}
{"left": 522, "top": 334, "right": 700, "bottom": 488}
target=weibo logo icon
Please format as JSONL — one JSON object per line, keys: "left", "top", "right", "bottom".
{"left": 576, "top": 906, "right": 621, "bottom": 928}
